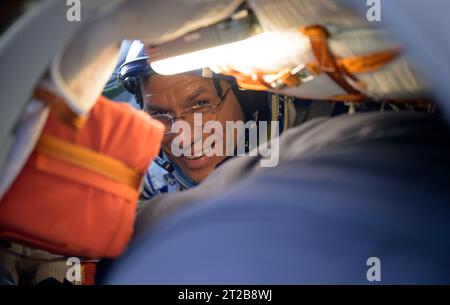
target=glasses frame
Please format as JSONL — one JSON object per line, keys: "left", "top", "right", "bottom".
{"left": 148, "top": 86, "right": 233, "bottom": 135}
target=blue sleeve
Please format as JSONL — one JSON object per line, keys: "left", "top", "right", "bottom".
{"left": 107, "top": 114, "right": 450, "bottom": 284}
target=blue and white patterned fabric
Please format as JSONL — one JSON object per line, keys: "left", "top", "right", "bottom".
{"left": 140, "top": 154, "right": 197, "bottom": 203}
{"left": 141, "top": 162, "right": 179, "bottom": 200}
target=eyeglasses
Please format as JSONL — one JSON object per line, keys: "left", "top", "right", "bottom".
{"left": 144, "top": 86, "right": 232, "bottom": 135}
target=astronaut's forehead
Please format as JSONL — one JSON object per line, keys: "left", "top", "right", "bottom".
{"left": 147, "top": 75, "right": 213, "bottom": 94}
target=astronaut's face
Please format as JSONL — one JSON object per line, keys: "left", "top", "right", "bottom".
{"left": 143, "top": 74, "right": 244, "bottom": 183}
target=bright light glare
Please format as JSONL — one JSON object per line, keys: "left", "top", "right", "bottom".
{"left": 150, "top": 32, "right": 313, "bottom": 76}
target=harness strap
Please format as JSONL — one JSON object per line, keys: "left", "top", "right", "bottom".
{"left": 35, "top": 134, "right": 142, "bottom": 189}
{"left": 33, "top": 87, "right": 86, "bottom": 130}
{"left": 300, "top": 25, "right": 365, "bottom": 100}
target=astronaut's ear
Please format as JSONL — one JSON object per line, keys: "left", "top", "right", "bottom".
{"left": 118, "top": 56, "right": 150, "bottom": 108}
{"left": 122, "top": 76, "right": 139, "bottom": 95}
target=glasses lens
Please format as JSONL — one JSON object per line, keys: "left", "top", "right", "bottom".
{"left": 182, "top": 105, "right": 218, "bottom": 127}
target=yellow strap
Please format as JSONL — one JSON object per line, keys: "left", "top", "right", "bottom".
{"left": 35, "top": 134, "right": 141, "bottom": 189}
{"left": 330, "top": 93, "right": 367, "bottom": 102}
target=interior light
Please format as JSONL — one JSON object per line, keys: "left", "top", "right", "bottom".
{"left": 150, "top": 32, "right": 313, "bottom": 76}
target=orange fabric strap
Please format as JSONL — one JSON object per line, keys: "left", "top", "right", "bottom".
{"left": 338, "top": 48, "right": 402, "bottom": 74}
{"left": 35, "top": 134, "right": 142, "bottom": 190}
{"left": 81, "top": 263, "right": 97, "bottom": 285}
{"left": 300, "top": 25, "right": 364, "bottom": 100}
{"left": 330, "top": 94, "right": 366, "bottom": 102}
{"left": 33, "top": 87, "right": 86, "bottom": 130}
{"left": 307, "top": 48, "right": 402, "bottom": 76}
{"left": 225, "top": 70, "right": 272, "bottom": 91}
{"left": 221, "top": 26, "right": 401, "bottom": 100}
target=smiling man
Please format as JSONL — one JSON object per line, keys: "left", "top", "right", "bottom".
{"left": 117, "top": 41, "right": 288, "bottom": 202}
{"left": 127, "top": 63, "right": 275, "bottom": 201}
{"left": 143, "top": 74, "right": 245, "bottom": 184}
